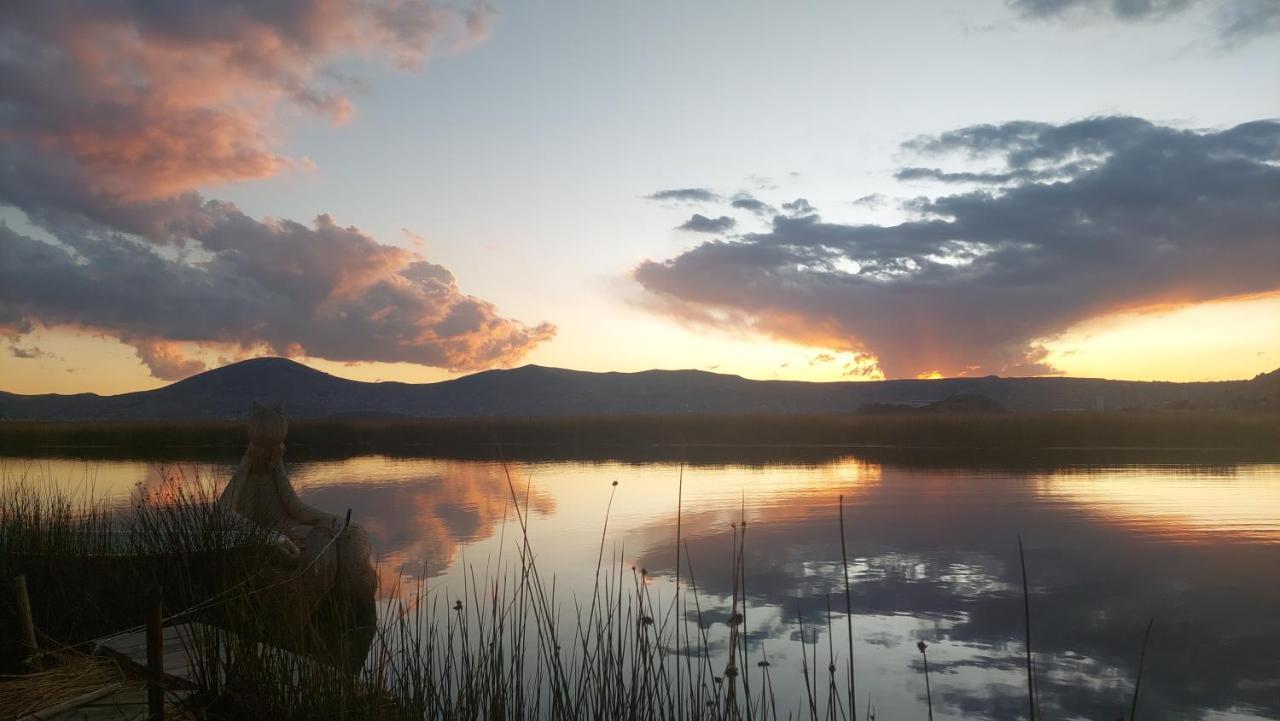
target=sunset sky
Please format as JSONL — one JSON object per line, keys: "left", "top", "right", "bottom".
{"left": 2, "top": 0, "right": 1278, "bottom": 395}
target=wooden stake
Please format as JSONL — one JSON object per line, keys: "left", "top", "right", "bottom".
{"left": 13, "top": 575, "right": 40, "bottom": 669}
{"left": 146, "top": 585, "right": 166, "bottom": 721}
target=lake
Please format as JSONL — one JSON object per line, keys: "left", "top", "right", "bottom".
{"left": 5, "top": 449, "right": 1279, "bottom": 720}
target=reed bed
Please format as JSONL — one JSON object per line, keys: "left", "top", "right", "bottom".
{"left": 2, "top": 411, "right": 1277, "bottom": 459}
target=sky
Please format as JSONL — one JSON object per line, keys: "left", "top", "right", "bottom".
{"left": 1, "top": 0, "right": 1278, "bottom": 394}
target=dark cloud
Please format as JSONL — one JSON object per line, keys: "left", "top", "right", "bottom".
{"left": 731, "top": 195, "right": 776, "bottom": 216}
{"left": 677, "top": 214, "right": 737, "bottom": 234}
{"left": 0, "top": 1, "right": 553, "bottom": 380}
{"left": 851, "top": 194, "right": 888, "bottom": 209}
{"left": 633, "top": 117, "right": 1280, "bottom": 378}
{"left": 780, "top": 198, "right": 818, "bottom": 217}
{"left": 646, "top": 188, "right": 722, "bottom": 203}
{"left": 1010, "top": 0, "right": 1194, "bottom": 19}
{"left": 1008, "top": 0, "right": 1280, "bottom": 43}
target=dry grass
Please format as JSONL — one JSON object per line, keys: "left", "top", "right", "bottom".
{"left": 0, "top": 651, "right": 133, "bottom": 718}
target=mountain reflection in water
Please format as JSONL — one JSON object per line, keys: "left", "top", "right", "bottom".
{"left": 7, "top": 452, "right": 1278, "bottom": 720}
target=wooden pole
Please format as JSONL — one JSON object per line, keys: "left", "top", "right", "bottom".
{"left": 146, "top": 585, "right": 166, "bottom": 721}
{"left": 13, "top": 575, "right": 40, "bottom": 669}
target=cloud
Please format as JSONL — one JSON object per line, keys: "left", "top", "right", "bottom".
{"left": 1216, "top": 0, "right": 1280, "bottom": 41}
{"left": 8, "top": 345, "right": 47, "bottom": 360}
{"left": 646, "top": 188, "right": 722, "bottom": 203}
{"left": 1007, "top": 0, "right": 1280, "bottom": 43}
{"left": 1009, "top": 0, "right": 1194, "bottom": 20}
{"left": 781, "top": 198, "right": 818, "bottom": 217}
{"left": 401, "top": 228, "right": 428, "bottom": 247}
{"left": 678, "top": 214, "right": 737, "bottom": 234}
{"left": 0, "top": 0, "right": 493, "bottom": 201}
{"left": 0, "top": 1, "right": 553, "bottom": 380}
{"left": 127, "top": 338, "right": 209, "bottom": 380}
{"left": 731, "top": 194, "right": 776, "bottom": 217}
{"left": 851, "top": 194, "right": 888, "bottom": 209}
{"left": 633, "top": 117, "right": 1280, "bottom": 378}
{"left": 895, "top": 165, "right": 1086, "bottom": 184}
{"left": 0, "top": 210, "right": 556, "bottom": 377}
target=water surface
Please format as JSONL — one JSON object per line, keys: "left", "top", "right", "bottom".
{"left": 7, "top": 451, "right": 1279, "bottom": 720}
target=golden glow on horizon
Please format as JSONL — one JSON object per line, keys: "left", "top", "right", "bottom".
{"left": 2, "top": 292, "right": 1278, "bottom": 394}
{"left": 916, "top": 371, "right": 944, "bottom": 380}
{"left": 1041, "top": 292, "right": 1280, "bottom": 382}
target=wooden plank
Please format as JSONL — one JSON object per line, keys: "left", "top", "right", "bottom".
{"left": 96, "top": 625, "right": 195, "bottom": 677}
{"left": 49, "top": 686, "right": 191, "bottom": 721}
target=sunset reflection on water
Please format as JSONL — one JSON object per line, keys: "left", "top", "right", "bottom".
{"left": 5, "top": 452, "right": 1278, "bottom": 720}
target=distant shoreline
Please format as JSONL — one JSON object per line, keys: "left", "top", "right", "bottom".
{"left": 2, "top": 411, "right": 1277, "bottom": 462}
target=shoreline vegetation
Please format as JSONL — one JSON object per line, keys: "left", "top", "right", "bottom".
{"left": 1, "top": 411, "right": 1278, "bottom": 461}
{"left": 2, "top": 470, "right": 1156, "bottom": 721}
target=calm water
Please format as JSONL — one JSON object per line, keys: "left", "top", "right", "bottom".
{"left": 6, "top": 451, "right": 1279, "bottom": 719}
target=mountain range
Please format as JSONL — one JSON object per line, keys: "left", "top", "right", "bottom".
{"left": 2, "top": 358, "right": 1277, "bottom": 421}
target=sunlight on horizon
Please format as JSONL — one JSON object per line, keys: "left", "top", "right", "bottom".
{"left": 3, "top": 291, "right": 1278, "bottom": 394}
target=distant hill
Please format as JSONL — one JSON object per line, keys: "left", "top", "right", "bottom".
{"left": 0, "top": 357, "right": 1276, "bottom": 421}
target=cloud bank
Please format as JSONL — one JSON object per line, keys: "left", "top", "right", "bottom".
{"left": 633, "top": 117, "right": 1280, "bottom": 378}
{"left": 0, "top": 0, "right": 555, "bottom": 380}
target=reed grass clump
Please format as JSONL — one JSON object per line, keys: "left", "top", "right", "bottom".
{"left": 0, "top": 468, "right": 280, "bottom": 671}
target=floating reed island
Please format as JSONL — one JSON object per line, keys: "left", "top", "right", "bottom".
{"left": 1, "top": 408, "right": 1162, "bottom": 720}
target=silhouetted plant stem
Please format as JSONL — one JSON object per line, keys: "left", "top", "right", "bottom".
{"left": 917, "top": 641, "right": 934, "bottom": 721}
{"left": 739, "top": 495, "right": 755, "bottom": 721}
{"left": 839, "top": 493, "right": 858, "bottom": 721}
{"left": 800, "top": 609, "right": 817, "bottom": 721}
{"left": 1129, "top": 618, "right": 1154, "bottom": 721}
{"left": 675, "top": 459, "right": 684, "bottom": 721}
{"left": 1018, "top": 534, "right": 1037, "bottom": 721}
{"left": 826, "top": 593, "right": 838, "bottom": 721}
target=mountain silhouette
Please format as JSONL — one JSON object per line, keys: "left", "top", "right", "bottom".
{"left": 0, "top": 357, "right": 1274, "bottom": 421}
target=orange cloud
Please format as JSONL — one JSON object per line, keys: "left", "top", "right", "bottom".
{"left": 6, "top": 1, "right": 492, "bottom": 200}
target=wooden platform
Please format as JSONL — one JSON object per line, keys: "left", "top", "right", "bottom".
{"left": 9, "top": 625, "right": 208, "bottom": 721}
{"left": 93, "top": 623, "right": 204, "bottom": 686}
{"left": 16, "top": 621, "right": 332, "bottom": 720}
